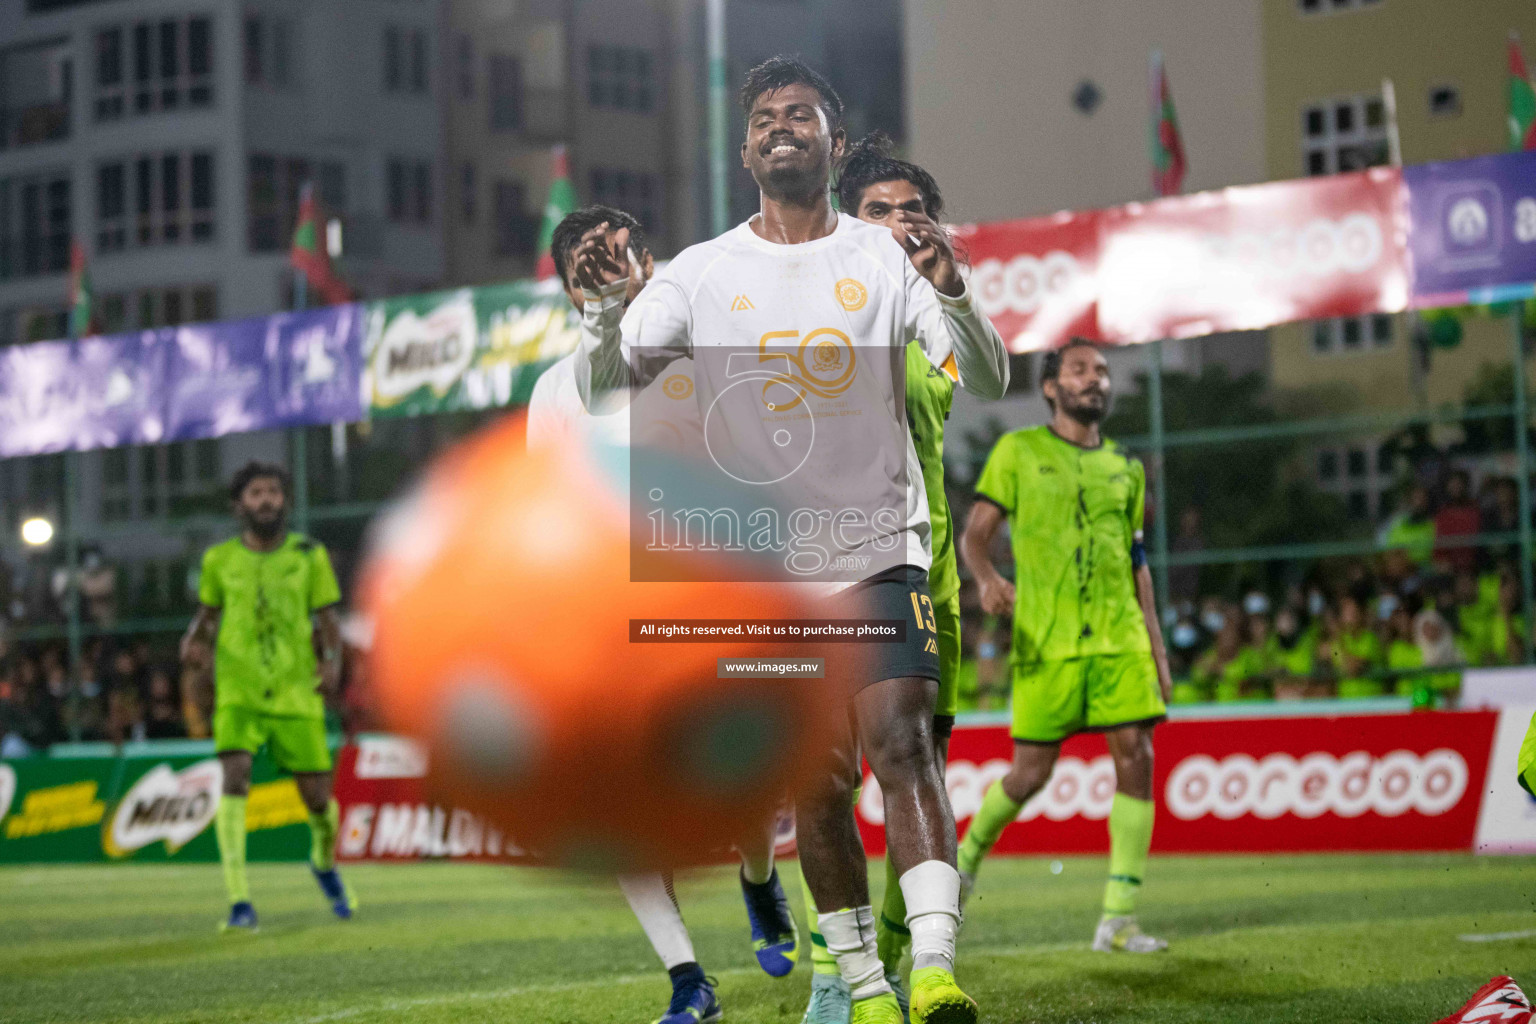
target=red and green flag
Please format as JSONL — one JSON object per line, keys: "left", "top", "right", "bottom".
{"left": 1150, "top": 51, "right": 1187, "bottom": 197}
{"left": 1510, "top": 33, "right": 1536, "bottom": 152}
{"left": 289, "top": 182, "right": 352, "bottom": 306}
{"left": 68, "top": 239, "right": 98, "bottom": 339}
{"left": 535, "top": 144, "right": 579, "bottom": 280}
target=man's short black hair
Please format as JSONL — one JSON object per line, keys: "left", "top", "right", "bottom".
{"left": 1038, "top": 338, "right": 1104, "bottom": 409}
{"left": 549, "top": 205, "right": 650, "bottom": 283}
{"left": 739, "top": 55, "right": 844, "bottom": 132}
{"left": 229, "top": 461, "right": 290, "bottom": 503}
{"left": 834, "top": 132, "right": 942, "bottom": 220}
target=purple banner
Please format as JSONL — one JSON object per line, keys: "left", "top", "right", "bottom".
{"left": 1405, "top": 150, "right": 1536, "bottom": 307}
{"left": 163, "top": 304, "right": 363, "bottom": 441}
{"left": 0, "top": 331, "right": 169, "bottom": 457}
{"left": 0, "top": 306, "right": 363, "bottom": 458}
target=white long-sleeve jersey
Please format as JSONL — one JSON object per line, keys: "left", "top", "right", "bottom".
{"left": 576, "top": 213, "right": 1008, "bottom": 582}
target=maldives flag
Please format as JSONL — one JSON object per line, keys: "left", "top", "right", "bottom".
{"left": 1150, "top": 51, "right": 1187, "bottom": 197}
{"left": 289, "top": 182, "right": 352, "bottom": 306}
{"left": 1510, "top": 34, "right": 1536, "bottom": 151}
{"left": 68, "top": 239, "right": 98, "bottom": 339}
{"left": 534, "top": 144, "right": 579, "bottom": 280}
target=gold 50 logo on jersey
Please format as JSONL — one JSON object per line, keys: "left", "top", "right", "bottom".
{"left": 755, "top": 328, "right": 857, "bottom": 411}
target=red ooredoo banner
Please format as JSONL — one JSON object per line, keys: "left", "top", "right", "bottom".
{"left": 953, "top": 210, "right": 1103, "bottom": 353}
{"left": 856, "top": 710, "right": 1495, "bottom": 856}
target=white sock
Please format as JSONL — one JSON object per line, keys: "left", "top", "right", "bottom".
{"left": 617, "top": 872, "right": 696, "bottom": 970}
{"left": 900, "top": 860, "right": 960, "bottom": 972}
{"left": 818, "top": 906, "right": 892, "bottom": 1000}
{"left": 737, "top": 816, "right": 777, "bottom": 885}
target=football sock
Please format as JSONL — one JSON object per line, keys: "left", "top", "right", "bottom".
{"left": 308, "top": 799, "right": 340, "bottom": 871}
{"left": 1103, "top": 793, "right": 1155, "bottom": 919}
{"left": 668, "top": 961, "right": 705, "bottom": 989}
{"left": 737, "top": 818, "right": 776, "bottom": 885}
{"left": 618, "top": 872, "right": 697, "bottom": 970}
{"left": 215, "top": 795, "right": 249, "bottom": 905}
{"left": 818, "top": 906, "right": 891, "bottom": 1000}
{"left": 877, "top": 851, "right": 911, "bottom": 971}
{"left": 957, "top": 781, "right": 1023, "bottom": 876}
{"left": 899, "top": 860, "right": 960, "bottom": 973}
{"left": 800, "top": 863, "right": 840, "bottom": 975}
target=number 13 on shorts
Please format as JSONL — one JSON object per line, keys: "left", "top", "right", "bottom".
{"left": 910, "top": 593, "right": 940, "bottom": 654}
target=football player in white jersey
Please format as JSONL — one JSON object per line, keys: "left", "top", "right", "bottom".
{"left": 531, "top": 205, "right": 800, "bottom": 1024}
{"left": 570, "top": 58, "right": 1008, "bottom": 1024}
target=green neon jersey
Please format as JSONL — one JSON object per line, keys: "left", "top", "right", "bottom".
{"left": 906, "top": 341, "right": 958, "bottom": 603}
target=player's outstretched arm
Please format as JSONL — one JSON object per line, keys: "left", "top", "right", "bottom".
{"left": 961, "top": 500, "right": 1015, "bottom": 616}
{"left": 1134, "top": 564, "right": 1174, "bottom": 704}
{"left": 899, "top": 213, "right": 1008, "bottom": 400}
{"left": 572, "top": 222, "right": 634, "bottom": 412}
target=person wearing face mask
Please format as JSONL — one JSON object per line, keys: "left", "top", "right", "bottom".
{"left": 1191, "top": 613, "right": 1242, "bottom": 703}
{"left": 1270, "top": 607, "right": 1318, "bottom": 700}
{"left": 1166, "top": 606, "right": 1206, "bottom": 704}
{"left": 1219, "top": 605, "right": 1278, "bottom": 703}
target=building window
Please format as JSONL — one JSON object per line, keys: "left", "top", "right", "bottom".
{"left": 97, "top": 163, "right": 127, "bottom": 252}
{"left": 493, "top": 180, "right": 538, "bottom": 257}
{"left": 488, "top": 54, "right": 522, "bottom": 132}
{"left": 387, "top": 159, "right": 432, "bottom": 224}
{"left": 457, "top": 36, "right": 474, "bottom": 100}
{"left": 109, "top": 17, "right": 213, "bottom": 118}
{"left": 1318, "top": 450, "right": 1339, "bottom": 482}
{"left": 1, "top": 39, "right": 72, "bottom": 147}
{"left": 113, "top": 284, "right": 218, "bottom": 329}
{"left": 587, "top": 45, "right": 653, "bottom": 113}
{"left": 1297, "top": 0, "right": 1384, "bottom": 11}
{"left": 1312, "top": 314, "right": 1394, "bottom": 354}
{"left": 589, "top": 168, "right": 658, "bottom": 230}
{"left": 0, "top": 171, "right": 71, "bottom": 280}
{"left": 247, "top": 155, "right": 333, "bottom": 252}
{"left": 385, "top": 26, "right": 429, "bottom": 94}
{"left": 461, "top": 163, "right": 476, "bottom": 223}
{"left": 99, "top": 152, "right": 214, "bottom": 252}
{"left": 102, "top": 448, "right": 130, "bottom": 521}
{"left": 245, "top": 14, "right": 293, "bottom": 88}
{"left": 1428, "top": 84, "right": 1461, "bottom": 118}
{"left": 1302, "top": 94, "right": 1388, "bottom": 176}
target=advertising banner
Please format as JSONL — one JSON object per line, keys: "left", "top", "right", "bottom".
{"left": 363, "top": 280, "right": 578, "bottom": 419}
{"left": 331, "top": 736, "right": 526, "bottom": 862}
{"left": 163, "top": 304, "right": 365, "bottom": 441}
{"left": 1405, "top": 150, "right": 1536, "bottom": 307}
{"left": 1472, "top": 705, "right": 1536, "bottom": 854}
{"left": 953, "top": 210, "right": 1103, "bottom": 353}
{"left": 0, "top": 752, "right": 309, "bottom": 863}
{"left": 857, "top": 710, "right": 1496, "bottom": 856}
{"left": 1097, "top": 167, "right": 1410, "bottom": 343}
{"left": 0, "top": 331, "right": 169, "bottom": 457}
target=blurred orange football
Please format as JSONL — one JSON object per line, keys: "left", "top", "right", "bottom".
{"left": 359, "top": 413, "right": 844, "bottom": 871}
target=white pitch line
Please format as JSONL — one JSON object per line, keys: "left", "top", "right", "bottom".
{"left": 1457, "top": 928, "right": 1536, "bottom": 943}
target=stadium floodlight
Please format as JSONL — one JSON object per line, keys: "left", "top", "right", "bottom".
{"left": 20, "top": 517, "right": 54, "bottom": 546}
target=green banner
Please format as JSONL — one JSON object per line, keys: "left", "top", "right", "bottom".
{"left": 0, "top": 750, "right": 309, "bottom": 863}
{"left": 363, "top": 279, "right": 580, "bottom": 418}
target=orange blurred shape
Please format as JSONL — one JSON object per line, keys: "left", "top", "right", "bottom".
{"left": 360, "top": 413, "right": 845, "bottom": 871}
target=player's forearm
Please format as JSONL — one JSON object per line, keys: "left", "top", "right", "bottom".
{"left": 1135, "top": 565, "right": 1173, "bottom": 678}
{"left": 937, "top": 288, "right": 1009, "bottom": 400}
{"left": 576, "top": 279, "right": 632, "bottom": 411}
{"left": 960, "top": 526, "right": 1002, "bottom": 587}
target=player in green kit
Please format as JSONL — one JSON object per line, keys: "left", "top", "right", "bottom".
{"left": 1520, "top": 710, "right": 1536, "bottom": 799}
{"left": 180, "top": 462, "right": 354, "bottom": 931}
{"left": 957, "top": 339, "right": 1174, "bottom": 954}
{"left": 790, "top": 134, "right": 971, "bottom": 1024}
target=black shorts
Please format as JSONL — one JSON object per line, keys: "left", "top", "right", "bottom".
{"left": 839, "top": 564, "right": 942, "bottom": 689}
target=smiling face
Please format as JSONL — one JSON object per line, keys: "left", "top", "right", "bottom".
{"left": 742, "top": 82, "right": 844, "bottom": 200}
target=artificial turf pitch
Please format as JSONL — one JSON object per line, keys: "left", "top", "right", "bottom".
{"left": 2, "top": 853, "right": 1534, "bottom": 1024}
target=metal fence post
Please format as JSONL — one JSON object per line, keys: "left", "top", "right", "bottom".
{"left": 63, "top": 450, "right": 83, "bottom": 741}
{"left": 1511, "top": 311, "right": 1535, "bottom": 663}
{"left": 1148, "top": 340, "right": 1170, "bottom": 611}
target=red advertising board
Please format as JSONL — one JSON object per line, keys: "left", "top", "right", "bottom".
{"left": 1095, "top": 167, "right": 1410, "bottom": 344}
{"left": 856, "top": 710, "right": 1496, "bottom": 856}
{"left": 953, "top": 210, "right": 1103, "bottom": 353}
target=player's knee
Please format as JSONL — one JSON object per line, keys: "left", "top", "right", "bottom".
{"left": 865, "top": 727, "right": 933, "bottom": 786}
{"left": 1003, "top": 757, "right": 1054, "bottom": 804}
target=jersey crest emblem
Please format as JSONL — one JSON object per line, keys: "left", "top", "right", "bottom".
{"left": 662, "top": 374, "right": 694, "bottom": 400}
{"left": 834, "top": 278, "right": 868, "bottom": 312}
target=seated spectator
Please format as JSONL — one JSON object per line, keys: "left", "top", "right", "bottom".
{"left": 1216, "top": 607, "right": 1276, "bottom": 703}
{"left": 1378, "top": 484, "right": 1436, "bottom": 567}
{"left": 1321, "top": 595, "right": 1385, "bottom": 698}
{"left": 1270, "top": 607, "right": 1319, "bottom": 700}
{"left": 1189, "top": 611, "right": 1241, "bottom": 704}
{"left": 141, "top": 665, "right": 187, "bottom": 740}
{"left": 1452, "top": 569, "right": 1496, "bottom": 662}
{"left": 1433, "top": 470, "right": 1480, "bottom": 573}
{"left": 1480, "top": 476, "right": 1521, "bottom": 570}
{"left": 1472, "top": 570, "right": 1528, "bottom": 667}
{"left": 1406, "top": 607, "right": 1463, "bottom": 700}
{"left": 105, "top": 648, "right": 143, "bottom": 745}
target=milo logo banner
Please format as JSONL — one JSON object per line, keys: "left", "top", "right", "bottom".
{"left": 363, "top": 279, "right": 579, "bottom": 418}
{"left": 0, "top": 751, "right": 309, "bottom": 863}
